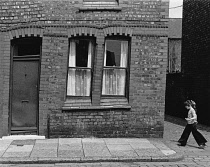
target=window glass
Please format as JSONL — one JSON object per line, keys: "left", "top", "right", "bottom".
{"left": 75, "top": 39, "right": 89, "bottom": 67}
{"left": 105, "top": 40, "right": 128, "bottom": 67}
{"left": 106, "top": 40, "right": 120, "bottom": 66}
{"left": 12, "top": 38, "right": 41, "bottom": 56}
{"left": 84, "top": 0, "right": 118, "bottom": 2}
{"left": 67, "top": 38, "right": 94, "bottom": 96}
{"left": 102, "top": 39, "right": 129, "bottom": 96}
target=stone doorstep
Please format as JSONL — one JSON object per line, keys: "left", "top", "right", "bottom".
{"left": 1, "top": 135, "right": 45, "bottom": 140}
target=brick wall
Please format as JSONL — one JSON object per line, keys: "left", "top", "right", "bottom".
{"left": 0, "top": 32, "right": 3, "bottom": 136}
{"left": 0, "top": 0, "right": 169, "bottom": 138}
{"left": 0, "top": 32, "right": 10, "bottom": 137}
{"left": 166, "top": 0, "right": 210, "bottom": 126}
{"left": 183, "top": 0, "right": 210, "bottom": 126}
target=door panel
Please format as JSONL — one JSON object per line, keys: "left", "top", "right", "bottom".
{"left": 11, "top": 60, "right": 39, "bottom": 128}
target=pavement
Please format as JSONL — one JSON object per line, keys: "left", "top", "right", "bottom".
{"left": 0, "top": 136, "right": 183, "bottom": 164}
{"left": 1, "top": 115, "right": 210, "bottom": 166}
{"left": 0, "top": 116, "right": 209, "bottom": 167}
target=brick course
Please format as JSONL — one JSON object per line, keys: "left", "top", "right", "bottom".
{"left": 0, "top": 0, "right": 169, "bottom": 138}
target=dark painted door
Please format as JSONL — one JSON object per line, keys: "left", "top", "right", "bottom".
{"left": 11, "top": 60, "right": 39, "bottom": 131}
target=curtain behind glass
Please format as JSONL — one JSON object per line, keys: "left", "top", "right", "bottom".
{"left": 67, "top": 40, "right": 92, "bottom": 96}
{"left": 102, "top": 40, "right": 127, "bottom": 95}
{"left": 102, "top": 68, "right": 126, "bottom": 95}
{"left": 67, "top": 41, "right": 76, "bottom": 95}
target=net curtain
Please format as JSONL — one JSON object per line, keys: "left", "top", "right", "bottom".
{"left": 102, "top": 41, "right": 128, "bottom": 95}
{"left": 67, "top": 40, "right": 93, "bottom": 96}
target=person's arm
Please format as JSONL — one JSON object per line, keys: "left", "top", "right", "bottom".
{"left": 190, "top": 109, "right": 197, "bottom": 120}
{"left": 185, "top": 109, "right": 197, "bottom": 124}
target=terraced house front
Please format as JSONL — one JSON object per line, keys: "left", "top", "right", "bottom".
{"left": 0, "top": 0, "right": 169, "bottom": 138}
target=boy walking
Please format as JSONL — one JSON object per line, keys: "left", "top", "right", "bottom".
{"left": 178, "top": 100, "right": 207, "bottom": 149}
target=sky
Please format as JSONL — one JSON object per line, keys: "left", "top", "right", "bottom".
{"left": 169, "top": 0, "right": 183, "bottom": 18}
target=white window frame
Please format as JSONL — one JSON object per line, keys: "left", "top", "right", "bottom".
{"left": 67, "top": 38, "right": 95, "bottom": 97}
{"left": 102, "top": 37, "right": 129, "bottom": 96}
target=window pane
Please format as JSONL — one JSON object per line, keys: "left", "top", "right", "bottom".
{"left": 102, "top": 68, "right": 126, "bottom": 95}
{"left": 75, "top": 40, "right": 89, "bottom": 67}
{"left": 106, "top": 40, "right": 120, "bottom": 66}
{"left": 13, "top": 38, "right": 41, "bottom": 56}
{"left": 84, "top": 0, "right": 117, "bottom": 2}
{"left": 67, "top": 68, "right": 91, "bottom": 96}
{"left": 105, "top": 40, "right": 128, "bottom": 67}
{"left": 69, "top": 40, "right": 93, "bottom": 68}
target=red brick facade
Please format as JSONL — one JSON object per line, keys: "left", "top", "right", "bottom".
{"left": 0, "top": 0, "right": 169, "bottom": 138}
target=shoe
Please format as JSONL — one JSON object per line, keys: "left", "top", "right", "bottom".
{"left": 178, "top": 143, "right": 186, "bottom": 146}
{"left": 198, "top": 144, "right": 205, "bottom": 149}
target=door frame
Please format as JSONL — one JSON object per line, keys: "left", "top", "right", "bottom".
{"left": 9, "top": 38, "right": 42, "bottom": 135}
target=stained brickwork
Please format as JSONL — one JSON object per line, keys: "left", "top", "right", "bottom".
{"left": 0, "top": 0, "right": 169, "bottom": 138}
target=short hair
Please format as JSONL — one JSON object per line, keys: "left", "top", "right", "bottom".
{"left": 184, "top": 100, "right": 197, "bottom": 111}
{"left": 184, "top": 100, "right": 191, "bottom": 107}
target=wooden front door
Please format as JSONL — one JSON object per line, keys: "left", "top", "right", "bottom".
{"left": 11, "top": 59, "right": 39, "bottom": 134}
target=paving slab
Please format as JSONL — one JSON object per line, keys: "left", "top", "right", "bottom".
{"left": 109, "top": 150, "right": 138, "bottom": 157}
{"left": 161, "top": 149, "right": 176, "bottom": 155}
{"left": 11, "top": 139, "right": 35, "bottom": 145}
{"left": 30, "top": 149, "right": 57, "bottom": 158}
{"left": 59, "top": 138, "right": 82, "bottom": 145}
{"left": 103, "top": 138, "right": 129, "bottom": 144}
{"left": 107, "top": 144, "right": 133, "bottom": 151}
{"left": 2, "top": 152, "right": 31, "bottom": 158}
{"left": 59, "top": 144, "right": 82, "bottom": 150}
{"left": 0, "top": 151, "right": 5, "bottom": 157}
{"left": 33, "top": 143, "right": 58, "bottom": 150}
{"left": 135, "top": 148, "right": 165, "bottom": 157}
{"left": 35, "top": 139, "right": 58, "bottom": 143}
{"left": 82, "top": 138, "right": 105, "bottom": 143}
{"left": 126, "top": 138, "right": 150, "bottom": 143}
{"left": 130, "top": 142, "right": 157, "bottom": 149}
{"left": 0, "top": 139, "right": 13, "bottom": 152}
{"left": 83, "top": 143, "right": 112, "bottom": 157}
{"left": 58, "top": 150, "right": 84, "bottom": 158}
{"left": 5, "top": 145, "right": 33, "bottom": 152}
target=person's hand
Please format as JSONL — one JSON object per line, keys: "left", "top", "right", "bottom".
{"left": 185, "top": 118, "right": 190, "bottom": 120}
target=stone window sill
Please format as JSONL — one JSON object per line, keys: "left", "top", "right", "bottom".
{"left": 79, "top": 6, "right": 122, "bottom": 11}
{"left": 62, "top": 97, "right": 130, "bottom": 111}
{"left": 62, "top": 105, "right": 131, "bottom": 111}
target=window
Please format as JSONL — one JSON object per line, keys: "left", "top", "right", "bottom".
{"left": 83, "top": 0, "right": 119, "bottom": 6}
{"left": 81, "top": 0, "right": 121, "bottom": 11}
{"left": 12, "top": 37, "right": 41, "bottom": 56}
{"left": 83, "top": 0, "right": 118, "bottom": 3}
{"left": 168, "top": 39, "right": 181, "bottom": 73}
{"left": 102, "top": 38, "right": 129, "bottom": 96}
{"left": 67, "top": 38, "right": 95, "bottom": 96}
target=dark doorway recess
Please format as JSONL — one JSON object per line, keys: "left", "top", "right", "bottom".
{"left": 10, "top": 37, "right": 42, "bottom": 135}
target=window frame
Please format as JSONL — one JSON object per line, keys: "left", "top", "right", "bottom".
{"left": 102, "top": 36, "right": 131, "bottom": 98}
{"left": 80, "top": 0, "right": 121, "bottom": 11}
{"left": 66, "top": 36, "right": 96, "bottom": 98}
{"left": 83, "top": 0, "right": 119, "bottom": 3}
{"left": 167, "top": 38, "right": 182, "bottom": 73}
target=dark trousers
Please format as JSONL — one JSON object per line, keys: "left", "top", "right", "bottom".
{"left": 178, "top": 123, "right": 207, "bottom": 145}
